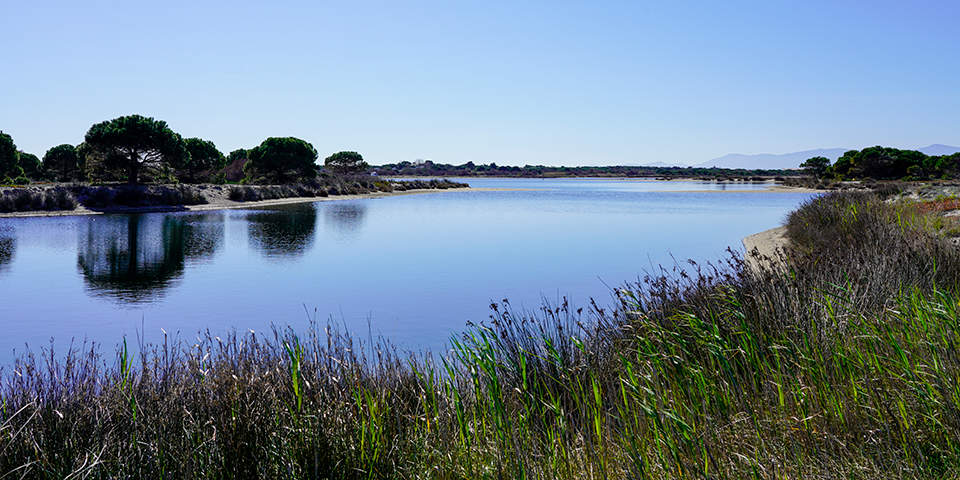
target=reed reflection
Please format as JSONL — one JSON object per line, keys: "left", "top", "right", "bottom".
{"left": 76, "top": 213, "right": 224, "bottom": 303}
{"left": 246, "top": 203, "right": 318, "bottom": 259}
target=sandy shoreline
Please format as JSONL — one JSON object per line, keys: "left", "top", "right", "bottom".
{"left": 742, "top": 226, "right": 789, "bottom": 271}
{"left": 662, "top": 185, "right": 823, "bottom": 193}
{"left": 0, "top": 187, "right": 473, "bottom": 219}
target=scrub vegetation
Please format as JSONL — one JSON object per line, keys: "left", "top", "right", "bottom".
{"left": 2, "top": 192, "right": 960, "bottom": 478}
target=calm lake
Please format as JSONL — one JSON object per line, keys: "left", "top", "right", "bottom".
{"left": 0, "top": 178, "right": 816, "bottom": 362}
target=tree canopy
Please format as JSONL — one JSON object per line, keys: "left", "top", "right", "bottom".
{"left": 801, "top": 146, "right": 960, "bottom": 181}
{"left": 243, "top": 137, "right": 318, "bottom": 184}
{"left": 18, "top": 151, "right": 41, "bottom": 180}
{"left": 42, "top": 144, "right": 82, "bottom": 182}
{"left": 222, "top": 148, "right": 249, "bottom": 182}
{"left": 0, "top": 132, "right": 23, "bottom": 182}
{"left": 179, "top": 138, "right": 226, "bottom": 183}
{"left": 799, "top": 156, "right": 831, "bottom": 178}
{"left": 832, "top": 147, "right": 925, "bottom": 180}
{"left": 84, "top": 115, "right": 187, "bottom": 184}
{"left": 227, "top": 148, "right": 248, "bottom": 164}
{"left": 324, "top": 151, "right": 369, "bottom": 175}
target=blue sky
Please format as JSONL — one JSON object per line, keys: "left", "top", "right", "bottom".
{"left": 2, "top": 0, "right": 958, "bottom": 166}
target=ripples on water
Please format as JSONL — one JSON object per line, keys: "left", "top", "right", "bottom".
{"left": 0, "top": 179, "right": 815, "bottom": 361}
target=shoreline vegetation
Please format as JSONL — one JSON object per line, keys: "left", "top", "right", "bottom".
{"left": 0, "top": 178, "right": 468, "bottom": 217}
{"left": 3, "top": 191, "right": 960, "bottom": 478}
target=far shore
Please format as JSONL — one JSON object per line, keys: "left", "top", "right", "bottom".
{"left": 384, "top": 175, "right": 791, "bottom": 182}
{"left": 386, "top": 175, "right": 825, "bottom": 193}
{"left": 0, "top": 182, "right": 823, "bottom": 219}
{"left": 661, "top": 185, "right": 824, "bottom": 193}
{"left": 0, "top": 187, "right": 474, "bottom": 219}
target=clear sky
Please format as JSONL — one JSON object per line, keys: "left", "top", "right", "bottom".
{"left": 2, "top": 0, "right": 958, "bottom": 166}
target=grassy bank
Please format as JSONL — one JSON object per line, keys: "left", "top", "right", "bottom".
{"left": 2, "top": 192, "right": 960, "bottom": 478}
{"left": 0, "top": 177, "right": 467, "bottom": 214}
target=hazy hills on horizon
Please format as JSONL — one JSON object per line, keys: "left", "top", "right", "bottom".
{"left": 644, "top": 144, "right": 960, "bottom": 169}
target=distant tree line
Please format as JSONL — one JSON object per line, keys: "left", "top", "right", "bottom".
{"left": 373, "top": 160, "right": 803, "bottom": 179}
{"left": 0, "top": 115, "right": 369, "bottom": 185}
{"left": 800, "top": 146, "right": 960, "bottom": 181}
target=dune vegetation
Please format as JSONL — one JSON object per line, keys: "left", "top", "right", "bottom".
{"left": 2, "top": 192, "right": 960, "bottom": 479}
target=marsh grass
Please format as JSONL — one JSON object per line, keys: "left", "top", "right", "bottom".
{"left": 2, "top": 192, "right": 960, "bottom": 478}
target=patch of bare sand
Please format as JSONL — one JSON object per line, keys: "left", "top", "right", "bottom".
{"left": 742, "top": 226, "right": 789, "bottom": 271}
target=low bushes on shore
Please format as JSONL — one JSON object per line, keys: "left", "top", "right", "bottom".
{"left": 0, "top": 186, "right": 77, "bottom": 213}
{"left": 226, "top": 177, "right": 466, "bottom": 201}
{"left": 0, "top": 177, "right": 468, "bottom": 214}
{"left": 77, "top": 184, "right": 210, "bottom": 208}
{"left": 2, "top": 192, "right": 959, "bottom": 478}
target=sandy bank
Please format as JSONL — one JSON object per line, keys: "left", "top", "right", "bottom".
{"left": 742, "top": 226, "right": 789, "bottom": 271}
{"left": 662, "top": 185, "right": 824, "bottom": 193}
{"left": 0, "top": 187, "right": 472, "bottom": 219}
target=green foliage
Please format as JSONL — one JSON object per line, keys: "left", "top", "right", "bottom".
{"left": 906, "top": 164, "right": 926, "bottom": 180}
{"left": 933, "top": 153, "right": 960, "bottom": 177}
{"left": 17, "top": 151, "right": 41, "bottom": 180}
{"left": 227, "top": 148, "right": 247, "bottom": 164}
{"left": 324, "top": 151, "right": 370, "bottom": 174}
{"left": 243, "top": 137, "right": 318, "bottom": 184}
{"left": 832, "top": 146, "right": 934, "bottom": 180}
{"left": 178, "top": 137, "right": 226, "bottom": 183}
{"left": 0, "top": 131, "right": 24, "bottom": 180}
{"left": 42, "top": 144, "right": 82, "bottom": 182}
{"left": 222, "top": 148, "right": 249, "bottom": 182}
{"left": 84, "top": 115, "right": 188, "bottom": 184}
{"left": 799, "top": 155, "right": 831, "bottom": 178}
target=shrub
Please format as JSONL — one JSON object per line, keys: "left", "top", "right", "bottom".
{"left": 0, "top": 187, "right": 77, "bottom": 213}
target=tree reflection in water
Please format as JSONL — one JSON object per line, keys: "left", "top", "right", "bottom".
{"left": 246, "top": 203, "right": 318, "bottom": 259}
{"left": 323, "top": 202, "right": 367, "bottom": 238}
{"left": 76, "top": 213, "right": 224, "bottom": 303}
{"left": 0, "top": 226, "right": 14, "bottom": 275}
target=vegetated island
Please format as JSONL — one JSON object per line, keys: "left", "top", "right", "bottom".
{"left": 0, "top": 115, "right": 466, "bottom": 216}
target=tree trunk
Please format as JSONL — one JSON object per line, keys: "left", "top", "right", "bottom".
{"left": 128, "top": 156, "right": 139, "bottom": 185}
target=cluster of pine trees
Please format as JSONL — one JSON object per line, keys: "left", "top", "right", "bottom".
{"left": 1, "top": 115, "right": 369, "bottom": 185}
{"left": 800, "top": 146, "right": 960, "bottom": 180}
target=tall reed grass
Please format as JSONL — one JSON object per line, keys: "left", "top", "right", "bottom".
{"left": 2, "top": 192, "right": 959, "bottom": 478}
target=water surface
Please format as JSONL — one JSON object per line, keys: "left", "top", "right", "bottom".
{"left": 0, "top": 179, "right": 815, "bottom": 361}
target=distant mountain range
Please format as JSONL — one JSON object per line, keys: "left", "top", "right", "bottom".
{"left": 692, "top": 144, "right": 960, "bottom": 170}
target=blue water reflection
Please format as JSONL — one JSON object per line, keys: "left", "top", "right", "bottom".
{"left": 0, "top": 178, "right": 816, "bottom": 361}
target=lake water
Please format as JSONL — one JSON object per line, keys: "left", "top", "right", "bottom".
{"left": 0, "top": 178, "right": 815, "bottom": 362}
